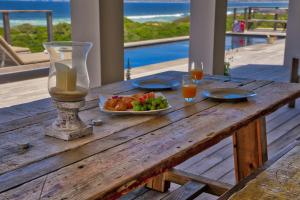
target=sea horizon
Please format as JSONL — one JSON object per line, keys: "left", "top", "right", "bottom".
{"left": 0, "top": 1, "right": 289, "bottom": 27}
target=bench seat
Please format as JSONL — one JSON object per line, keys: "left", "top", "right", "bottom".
{"left": 164, "top": 141, "right": 300, "bottom": 200}
{"left": 220, "top": 141, "right": 300, "bottom": 200}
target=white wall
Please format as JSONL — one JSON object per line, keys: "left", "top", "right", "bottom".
{"left": 284, "top": 0, "right": 300, "bottom": 68}
{"left": 189, "top": 0, "right": 227, "bottom": 75}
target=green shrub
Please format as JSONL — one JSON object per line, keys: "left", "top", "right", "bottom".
{"left": 1, "top": 13, "right": 288, "bottom": 53}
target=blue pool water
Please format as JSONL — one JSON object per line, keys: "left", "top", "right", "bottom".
{"left": 124, "top": 35, "right": 269, "bottom": 68}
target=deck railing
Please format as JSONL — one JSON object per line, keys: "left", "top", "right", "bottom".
{"left": 229, "top": 6, "right": 288, "bottom": 31}
{"left": 1, "top": 10, "right": 53, "bottom": 44}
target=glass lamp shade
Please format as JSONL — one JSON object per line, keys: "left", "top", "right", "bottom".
{"left": 43, "top": 41, "right": 93, "bottom": 102}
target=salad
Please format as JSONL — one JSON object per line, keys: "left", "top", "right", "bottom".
{"left": 132, "top": 93, "right": 168, "bottom": 111}
{"left": 103, "top": 92, "right": 169, "bottom": 112}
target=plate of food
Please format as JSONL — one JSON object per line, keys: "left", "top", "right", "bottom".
{"left": 99, "top": 92, "right": 171, "bottom": 114}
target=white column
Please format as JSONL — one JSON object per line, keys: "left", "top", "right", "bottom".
{"left": 284, "top": 0, "right": 300, "bottom": 67}
{"left": 71, "top": 0, "right": 124, "bottom": 87}
{"left": 71, "top": 0, "right": 101, "bottom": 88}
{"left": 99, "top": 0, "right": 124, "bottom": 85}
{"left": 189, "top": 0, "right": 227, "bottom": 75}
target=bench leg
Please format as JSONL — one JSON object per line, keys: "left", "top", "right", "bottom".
{"left": 146, "top": 173, "right": 170, "bottom": 193}
{"left": 233, "top": 117, "right": 268, "bottom": 182}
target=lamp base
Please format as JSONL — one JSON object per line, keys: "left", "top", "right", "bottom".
{"left": 45, "top": 100, "right": 92, "bottom": 141}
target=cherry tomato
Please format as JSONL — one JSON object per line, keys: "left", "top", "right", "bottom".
{"left": 139, "top": 97, "right": 145, "bottom": 104}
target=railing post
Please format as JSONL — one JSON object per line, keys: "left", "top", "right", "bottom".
{"left": 46, "top": 11, "right": 53, "bottom": 42}
{"left": 2, "top": 12, "right": 11, "bottom": 44}
{"left": 247, "top": 7, "right": 252, "bottom": 30}
{"left": 244, "top": 8, "right": 248, "bottom": 30}
{"left": 233, "top": 8, "right": 237, "bottom": 21}
{"left": 248, "top": 7, "right": 252, "bottom": 19}
{"left": 274, "top": 7, "right": 279, "bottom": 31}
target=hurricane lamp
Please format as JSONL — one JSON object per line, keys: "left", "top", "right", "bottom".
{"left": 43, "top": 41, "right": 93, "bottom": 141}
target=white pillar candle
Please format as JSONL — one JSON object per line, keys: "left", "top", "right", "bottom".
{"left": 55, "top": 61, "right": 77, "bottom": 91}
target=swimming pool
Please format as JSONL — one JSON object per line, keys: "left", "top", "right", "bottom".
{"left": 124, "top": 35, "right": 271, "bottom": 68}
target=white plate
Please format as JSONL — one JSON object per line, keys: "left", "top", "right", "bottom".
{"left": 132, "top": 78, "right": 180, "bottom": 90}
{"left": 99, "top": 92, "right": 171, "bottom": 115}
{"left": 202, "top": 88, "right": 256, "bottom": 101}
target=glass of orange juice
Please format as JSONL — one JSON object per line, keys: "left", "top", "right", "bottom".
{"left": 182, "top": 75, "right": 197, "bottom": 102}
{"left": 190, "top": 62, "right": 204, "bottom": 84}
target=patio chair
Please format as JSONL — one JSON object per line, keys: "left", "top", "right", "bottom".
{"left": 289, "top": 58, "right": 299, "bottom": 108}
{"left": 0, "top": 36, "right": 49, "bottom": 67}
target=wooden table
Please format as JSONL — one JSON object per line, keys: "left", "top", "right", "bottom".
{"left": 1, "top": 71, "right": 300, "bottom": 200}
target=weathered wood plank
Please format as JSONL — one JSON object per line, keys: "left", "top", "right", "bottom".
{"left": 128, "top": 184, "right": 180, "bottom": 200}
{"left": 233, "top": 117, "right": 268, "bottom": 181}
{"left": 219, "top": 170, "right": 236, "bottom": 186}
{"left": 146, "top": 173, "right": 170, "bottom": 193}
{"left": 194, "top": 193, "right": 218, "bottom": 200}
{"left": 267, "top": 113, "right": 300, "bottom": 146}
{"left": 0, "top": 176, "right": 46, "bottom": 200}
{"left": 119, "top": 187, "right": 149, "bottom": 200}
{"left": 166, "top": 169, "right": 232, "bottom": 196}
{"left": 266, "top": 106, "right": 300, "bottom": 132}
{"left": 161, "top": 181, "right": 206, "bottom": 200}
{"left": 176, "top": 138, "right": 232, "bottom": 171}
{"left": 1, "top": 81, "right": 299, "bottom": 200}
{"left": 185, "top": 139, "right": 233, "bottom": 176}
{"left": 268, "top": 120, "right": 300, "bottom": 157}
{"left": 0, "top": 107, "right": 28, "bottom": 124}
{"left": 202, "top": 156, "right": 234, "bottom": 181}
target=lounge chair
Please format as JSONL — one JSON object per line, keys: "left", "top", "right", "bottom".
{"left": 0, "top": 36, "right": 49, "bottom": 67}
{"left": 11, "top": 46, "right": 30, "bottom": 53}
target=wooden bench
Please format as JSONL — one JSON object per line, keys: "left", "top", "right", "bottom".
{"left": 219, "top": 140, "right": 300, "bottom": 200}
{"left": 165, "top": 140, "right": 300, "bottom": 200}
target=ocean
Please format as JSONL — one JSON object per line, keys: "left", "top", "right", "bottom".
{"left": 0, "top": 1, "right": 289, "bottom": 27}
